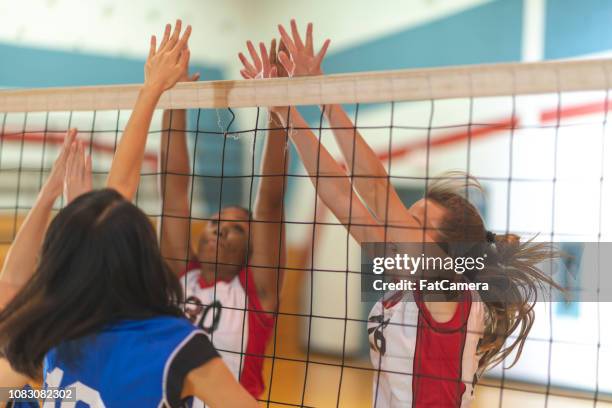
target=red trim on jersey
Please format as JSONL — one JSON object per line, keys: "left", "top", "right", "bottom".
{"left": 179, "top": 260, "right": 234, "bottom": 289}
{"left": 238, "top": 268, "right": 275, "bottom": 397}
{"left": 412, "top": 291, "right": 472, "bottom": 407}
{"left": 381, "top": 290, "right": 404, "bottom": 309}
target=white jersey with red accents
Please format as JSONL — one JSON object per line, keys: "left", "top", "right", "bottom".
{"left": 181, "top": 262, "right": 274, "bottom": 400}
{"left": 368, "top": 290, "right": 485, "bottom": 408}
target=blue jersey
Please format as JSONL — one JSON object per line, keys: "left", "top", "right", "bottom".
{"left": 41, "top": 316, "right": 218, "bottom": 407}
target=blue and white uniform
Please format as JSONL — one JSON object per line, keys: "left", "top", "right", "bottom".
{"left": 39, "top": 315, "right": 218, "bottom": 408}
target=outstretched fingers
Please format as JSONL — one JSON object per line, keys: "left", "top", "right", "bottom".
{"left": 171, "top": 24, "right": 192, "bottom": 55}
{"left": 314, "top": 39, "right": 331, "bottom": 67}
{"left": 278, "top": 24, "right": 298, "bottom": 57}
{"left": 269, "top": 38, "right": 278, "bottom": 66}
{"left": 62, "top": 128, "right": 77, "bottom": 152}
{"left": 260, "top": 42, "right": 271, "bottom": 75}
{"left": 158, "top": 24, "right": 172, "bottom": 51}
{"left": 149, "top": 35, "right": 157, "bottom": 59}
{"left": 65, "top": 140, "right": 77, "bottom": 182}
{"left": 247, "top": 41, "right": 262, "bottom": 71}
{"left": 290, "top": 19, "right": 305, "bottom": 49}
{"left": 166, "top": 19, "right": 182, "bottom": 50}
{"left": 305, "top": 23, "right": 314, "bottom": 54}
{"left": 238, "top": 51, "right": 256, "bottom": 74}
{"left": 278, "top": 51, "right": 294, "bottom": 75}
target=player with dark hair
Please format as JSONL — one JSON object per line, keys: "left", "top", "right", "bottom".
{"left": 158, "top": 38, "right": 288, "bottom": 400}
{"left": 0, "top": 21, "right": 257, "bottom": 408}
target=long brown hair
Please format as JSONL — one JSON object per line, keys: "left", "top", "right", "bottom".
{"left": 425, "top": 171, "right": 563, "bottom": 373}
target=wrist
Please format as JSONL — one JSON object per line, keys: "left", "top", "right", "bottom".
{"left": 38, "top": 185, "right": 59, "bottom": 206}
{"left": 141, "top": 83, "right": 165, "bottom": 98}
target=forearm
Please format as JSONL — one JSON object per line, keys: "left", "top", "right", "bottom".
{"left": 254, "top": 113, "right": 288, "bottom": 218}
{"left": 0, "top": 187, "right": 55, "bottom": 287}
{"left": 161, "top": 109, "right": 189, "bottom": 174}
{"left": 185, "top": 358, "right": 258, "bottom": 408}
{"left": 249, "top": 114, "right": 288, "bottom": 307}
{"left": 158, "top": 108, "right": 193, "bottom": 274}
{"left": 160, "top": 109, "right": 190, "bottom": 211}
{"left": 107, "top": 85, "right": 163, "bottom": 200}
{"left": 274, "top": 108, "right": 383, "bottom": 243}
{"left": 323, "top": 104, "right": 396, "bottom": 221}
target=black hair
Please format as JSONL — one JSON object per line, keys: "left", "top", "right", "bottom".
{"left": 0, "top": 188, "right": 184, "bottom": 378}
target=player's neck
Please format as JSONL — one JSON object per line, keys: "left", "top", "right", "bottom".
{"left": 199, "top": 263, "right": 241, "bottom": 283}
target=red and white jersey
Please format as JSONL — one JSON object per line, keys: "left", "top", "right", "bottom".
{"left": 181, "top": 262, "right": 274, "bottom": 400}
{"left": 368, "top": 290, "right": 485, "bottom": 408}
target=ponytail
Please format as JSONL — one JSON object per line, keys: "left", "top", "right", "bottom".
{"left": 477, "top": 233, "right": 562, "bottom": 372}
{"left": 426, "top": 172, "right": 563, "bottom": 373}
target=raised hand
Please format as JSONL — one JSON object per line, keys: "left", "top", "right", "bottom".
{"left": 41, "top": 128, "right": 77, "bottom": 199}
{"left": 178, "top": 45, "right": 200, "bottom": 83}
{"left": 269, "top": 38, "right": 289, "bottom": 78}
{"left": 277, "top": 20, "right": 330, "bottom": 77}
{"left": 145, "top": 20, "right": 193, "bottom": 93}
{"left": 64, "top": 139, "right": 93, "bottom": 203}
{"left": 238, "top": 40, "right": 278, "bottom": 79}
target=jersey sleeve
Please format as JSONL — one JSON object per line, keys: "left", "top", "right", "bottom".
{"left": 164, "top": 331, "right": 219, "bottom": 408}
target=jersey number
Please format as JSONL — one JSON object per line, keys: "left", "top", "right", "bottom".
{"left": 43, "top": 367, "right": 105, "bottom": 407}
{"left": 185, "top": 296, "right": 223, "bottom": 334}
{"left": 368, "top": 314, "right": 390, "bottom": 356}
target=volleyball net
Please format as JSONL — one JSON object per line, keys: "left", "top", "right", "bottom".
{"left": 1, "top": 58, "right": 612, "bottom": 407}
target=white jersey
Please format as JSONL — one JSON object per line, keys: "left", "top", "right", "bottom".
{"left": 181, "top": 262, "right": 274, "bottom": 399}
{"left": 368, "top": 290, "right": 485, "bottom": 408}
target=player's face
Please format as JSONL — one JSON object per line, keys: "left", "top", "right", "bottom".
{"left": 197, "top": 207, "right": 250, "bottom": 273}
{"left": 406, "top": 198, "right": 446, "bottom": 243}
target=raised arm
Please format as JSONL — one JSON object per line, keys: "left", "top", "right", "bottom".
{"left": 158, "top": 69, "right": 200, "bottom": 276}
{"left": 272, "top": 106, "right": 384, "bottom": 245}
{"left": 322, "top": 104, "right": 411, "bottom": 225}
{"left": 159, "top": 108, "right": 193, "bottom": 276}
{"left": 238, "top": 39, "right": 287, "bottom": 311}
{"left": 0, "top": 129, "right": 85, "bottom": 304}
{"left": 107, "top": 20, "right": 191, "bottom": 200}
{"left": 239, "top": 39, "right": 382, "bottom": 244}
{"left": 277, "top": 20, "right": 412, "bottom": 227}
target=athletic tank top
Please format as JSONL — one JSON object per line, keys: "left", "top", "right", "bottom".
{"left": 181, "top": 262, "right": 274, "bottom": 399}
{"left": 368, "top": 291, "right": 485, "bottom": 407}
{"left": 40, "top": 316, "right": 218, "bottom": 407}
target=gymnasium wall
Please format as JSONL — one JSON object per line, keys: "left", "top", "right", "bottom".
{"left": 2, "top": 0, "right": 612, "bottom": 401}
